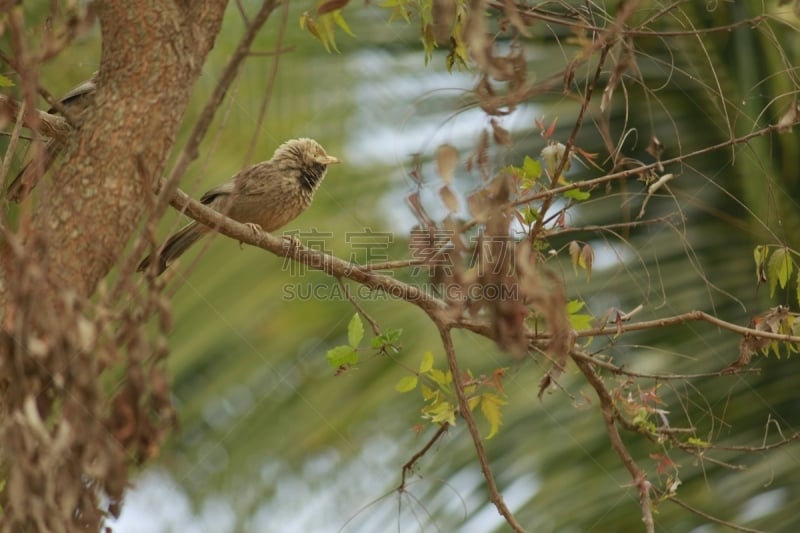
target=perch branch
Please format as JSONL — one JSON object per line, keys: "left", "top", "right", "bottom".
{"left": 438, "top": 325, "right": 525, "bottom": 532}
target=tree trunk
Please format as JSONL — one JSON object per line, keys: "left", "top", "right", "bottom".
{"left": 20, "top": 0, "right": 227, "bottom": 297}
{"left": 0, "top": 2, "right": 229, "bottom": 531}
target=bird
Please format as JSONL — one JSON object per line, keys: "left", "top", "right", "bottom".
{"left": 137, "top": 138, "right": 340, "bottom": 276}
{"left": 7, "top": 73, "right": 98, "bottom": 202}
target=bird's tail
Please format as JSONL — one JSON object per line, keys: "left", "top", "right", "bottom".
{"left": 7, "top": 141, "right": 59, "bottom": 202}
{"left": 138, "top": 221, "right": 207, "bottom": 275}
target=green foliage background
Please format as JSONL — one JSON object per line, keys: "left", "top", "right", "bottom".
{"left": 7, "top": 1, "right": 800, "bottom": 531}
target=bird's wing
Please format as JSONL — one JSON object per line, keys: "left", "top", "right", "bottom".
{"left": 232, "top": 162, "right": 274, "bottom": 196}
{"left": 48, "top": 74, "right": 98, "bottom": 112}
{"left": 199, "top": 181, "right": 235, "bottom": 205}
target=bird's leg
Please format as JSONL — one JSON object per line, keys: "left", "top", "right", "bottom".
{"left": 281, "top": 233, "right": 302, "bottom": 253}
{"left": 239, "top": 222, "right": 263, "bottom": 249}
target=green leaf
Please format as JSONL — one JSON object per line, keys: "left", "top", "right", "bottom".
{"left": 419, "top": 351, "right": 434, "bottom": 373}
{"left": 421, "top": 384, "right": 436, "bottom": 400}
{"left": 566, "top": 299, "right": 585, "bottom": 314}
{"left": 480, "top": 392, "right": 508, "bottom": 439}
{"left": 522, "top": 156, "right": 542, "bottom": 181}
{"left": 347, "top": 313, "right": 364, "bottom": 348}
{"left": 754, "top": 245, "right": 768, "bottom": 283}
{"left": 0, "top": 74, "right": 14, "bottom": 88}
{"left": 379, "top": 0, "right": 411, "bottom": 22}
{"left": 768, "top": 247, "right": 793, "bottom": 297}
{"left": 371, "top": 328, "right": 402, "bottom": 350}
{"left": 686, "top": 437, "right": 710, "bottom": 448}
{"left": 519, "top": 206, "right": 539, "bottom": 225}
{"left": 384, "top": 328, "right": 402, "bottom": 343}
{"left": 423, "top": 400, "right": 456, "bottom": 426}
{"left": 568, "top": 312, "right": 594, "bottom": 331}
{"left": 429, "top": 368, "right": 452, "bottom": 385}
{"left": 796, "top": 269, "right": 800, "bottom": 309}
{"left": 563, "top": 188, "right": 591, "bottom": 201}
{"left": 468, "top": 394, "right": 481, "bottom": 411}
{"left": 395, "top": 375, "right": 418, "bottom": 392}
{"left": 333, "top": 10, "right": 356, "bottom": 37}
{"left": 326, "top": 345, "right": 358, "bottom": 367}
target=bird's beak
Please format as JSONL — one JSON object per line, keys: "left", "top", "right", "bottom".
{"left": 323, "top": 155, "right": 341, "bottom": 165}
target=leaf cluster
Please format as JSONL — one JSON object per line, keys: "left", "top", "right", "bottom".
{"left": 395, "top": 351, "right": 508, "bottom": 439}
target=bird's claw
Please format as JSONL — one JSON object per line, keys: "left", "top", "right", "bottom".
{"left": 246, "top": 222, "right": 263, "bottom": 234}
{"left": 281, "top": 234, "right": 302, "bottom": 252}
{"left": 239, "top": 223, "right": 263, "bottom": 249}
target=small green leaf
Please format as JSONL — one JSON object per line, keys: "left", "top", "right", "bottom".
{"left": 421, "top": 384, "right": 436, "bottom": 400}
{"left": 371, "top": 328, "right": 402, "bottom": 350}
{"left": 566, "top": 299, "right": 585, "bottom": 314}
{"left": 395, "top": 375, "right": 419, "bottom": 392}
{"left": 326, "top": 345, "right": 358, "bottom": 367}
{"left": 347, "top": 313, "right": 364, "bottom": 348}
{"left": 333, "top": 10, "right": 356, "bottom": 37}
{"left": 480, "top": 392, "right": 508, "bottom": 439}
{"left": 768, "top": 247, "right": 793, "bottom": 297}
{"left": 468, "top": 394, "right": 481, "bottom": 411}
{"left": 429, "top": 368, "right": 452, "bottom": 385}
{"left": 519, "top": 206, "right": 539, "bottom": 225}
{"left": 423, "top": 400, "right": 456, "bottom": 426}
{"left": 796, "top": 269, "right": 800, "bottom": 309}
{"left": 522, "top": 155, "right": 542, "bottom": 180}
{"left": 568, "top": 312, "right": 594, "bottom": 331}
{"left": 0, "top": 74, "right": 14, "bottom": 88}
{"left": 754, "top": 245, "right": 769, "bottom": 283}
{"left": 563, "top": 188, "right": 590, "bottom": 201}
{"left": 419, "top": 351, "right": 434, "bottom": 373}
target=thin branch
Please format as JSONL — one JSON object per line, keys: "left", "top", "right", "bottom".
{"left": 664, "top": 495, "right": 764, "bottom": 533}
{"left": 548, "top": 215, "right": 677, "bottom": 236}
{"left": 698, "top": 431, "right": 800, "bottom": 453}
{"left": 397, "top": 424, "right": 449, "bottom": 490}
{"left": 572, "top": 310, "right": 800, "bottom": 345}
{"left": 573, "top": 355, "right": 655, "bottom": 533}
{"left": 513, "top": 124, "right": 796, "bottom": 208}
{"left": 438, "top": 325, "right": 525, "bottom": 533}
{"left": 0, "top": 98, "right": 27, "bottom": 188}
{"left": 531, "top": 38, "right": 610, "bottom": 238}
{"left": 242, "top": 0, "right": 290, "bottom": 165}
{"left": 570, "top": 349, "right": 760, "bottom": 380}
{"left": 336, "top": 277, "right": 381, "bottom": 336}
{"left": 486, "top": 0, "right": 767, "bottom": 40}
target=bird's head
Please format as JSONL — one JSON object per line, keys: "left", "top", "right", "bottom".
{"left": 275, "top": 138, "right": 340, "bottom": 191}
{"left": 276, "top": 137, "right": 340, "bottom": 166}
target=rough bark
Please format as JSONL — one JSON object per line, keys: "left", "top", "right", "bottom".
{"left": 21, "top": 0, "right": 227, "bottom": 297}
{"left": 0, "top": 2, "right": 229, "bottom": 531}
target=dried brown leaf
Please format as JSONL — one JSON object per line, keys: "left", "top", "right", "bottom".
{"left": 776, "top": 100, "right": 799, "bottom": 133}
{"left": 467, "top": 189, "right": 490, "bottom": 222}
{"left": 569, "top": 240, "right": 581, "bottom": 272}
{"left": 491, "top": 118, "right": 511, "bottom": 145}
{"left": 439, "top": 186, "right": 459, "bottom": 214}
{"left": 317, "top": 0, "right": 350, "bottom": 15}
{"left": 436, "top": 143, "right": 459, "bottom": 184}
{"left": 502, "top": 0, "right": 531, "bottom": 37}
{"left": 646, "top": 135, "right": 664, "bottom": 159}
{"left": 581, "top": 243, "right": 594, "bottom": 280}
